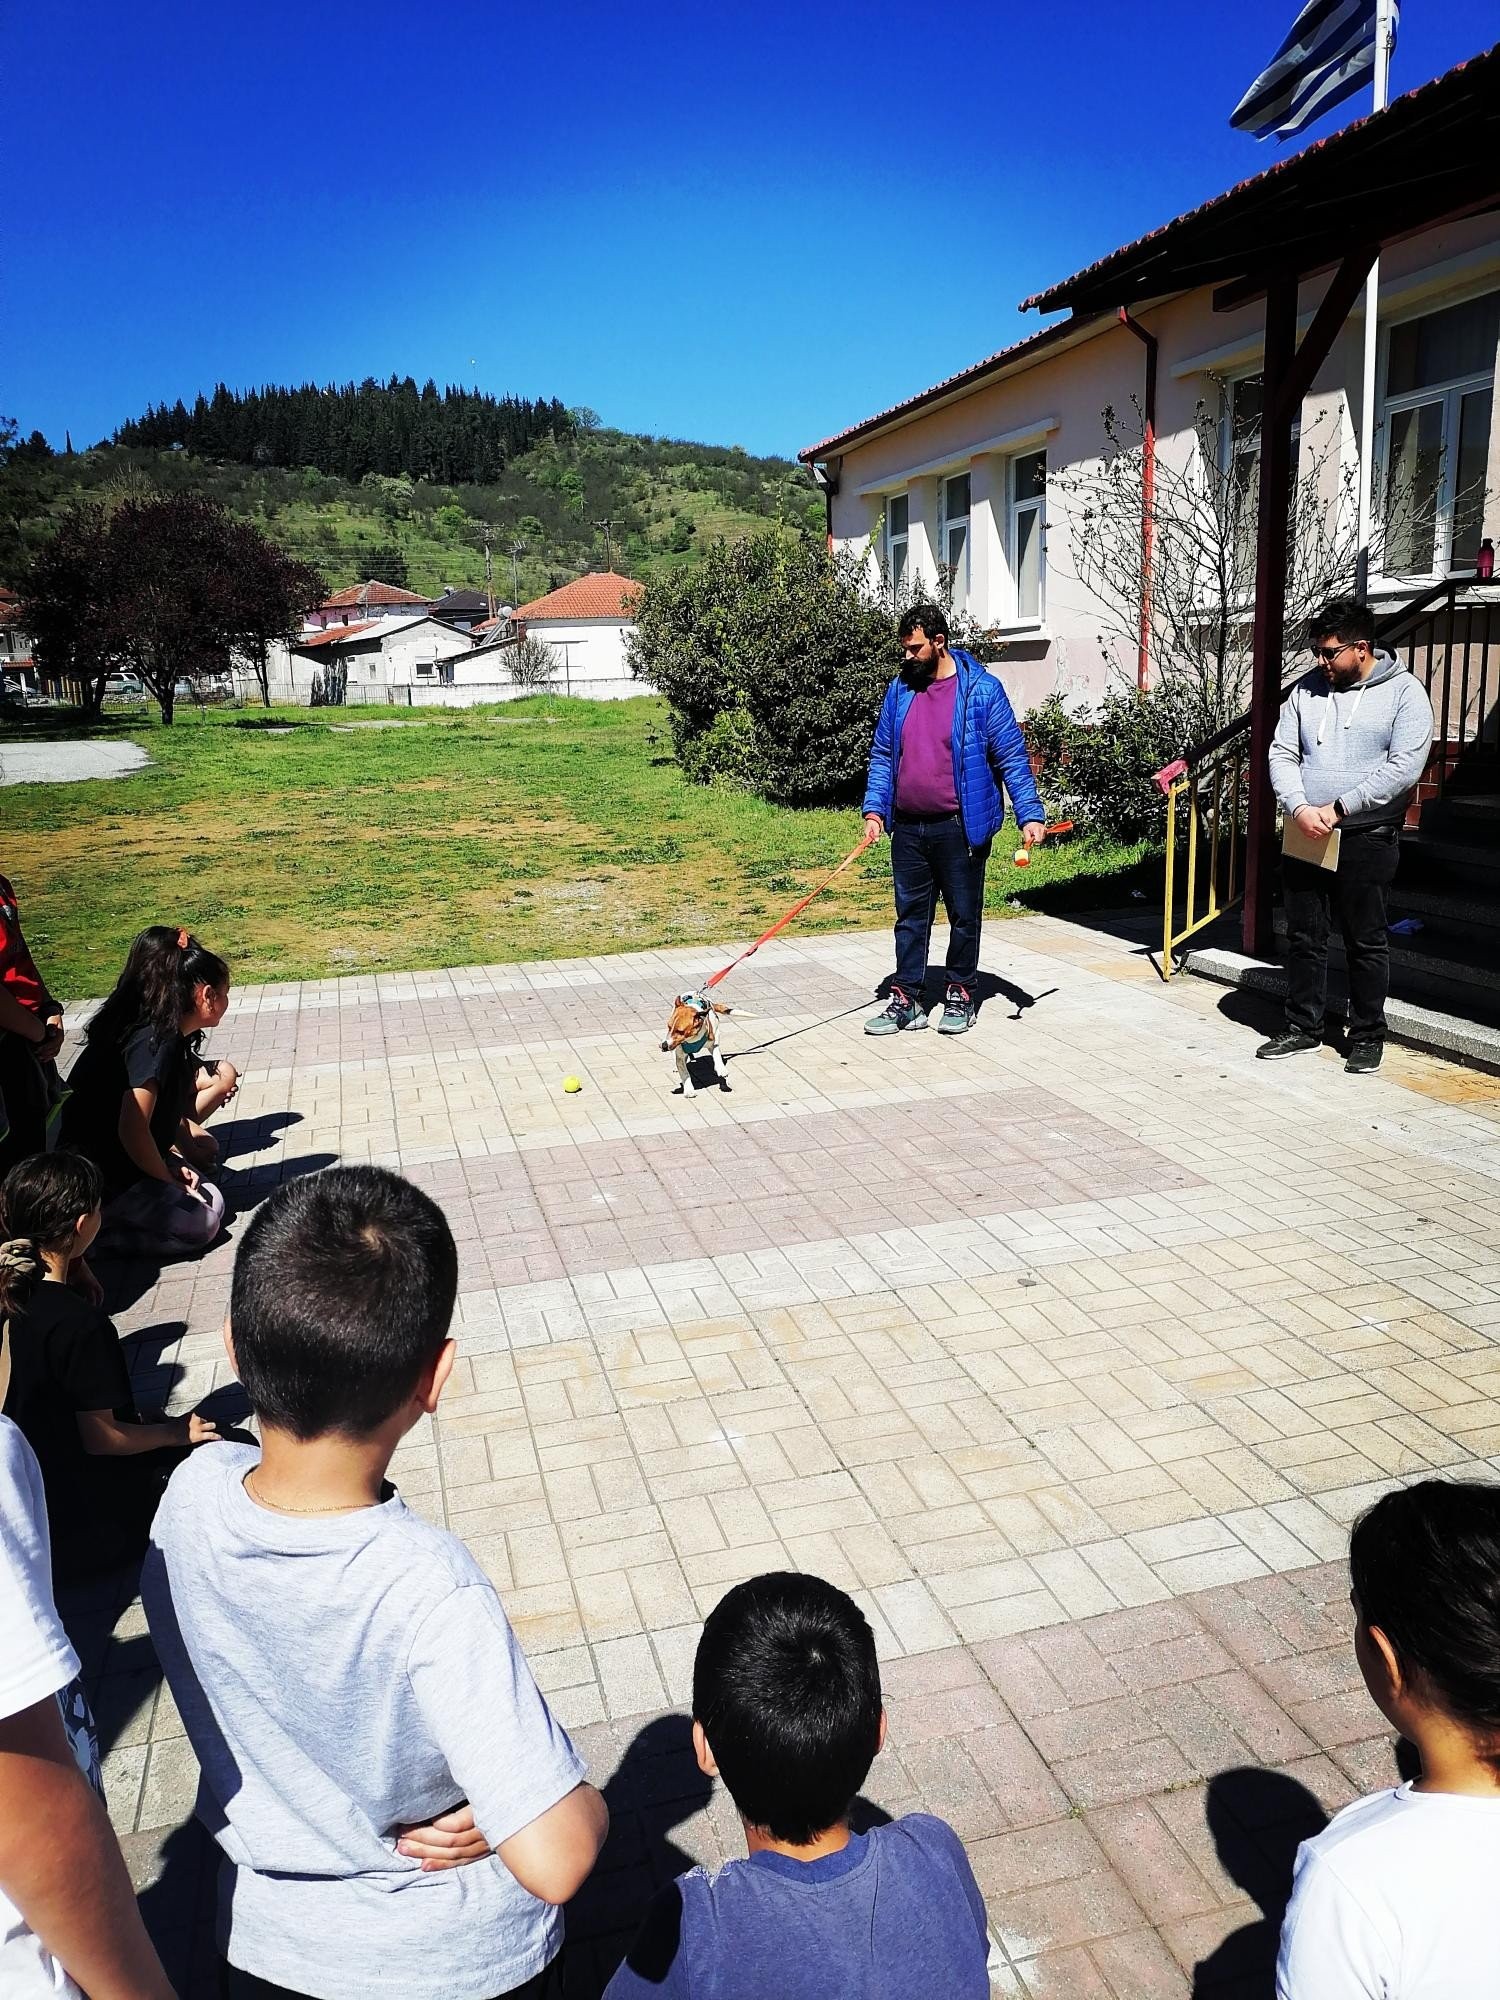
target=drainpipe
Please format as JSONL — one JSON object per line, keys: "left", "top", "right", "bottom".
{"left": 1118, "top": 309, "right": 1158, "bottom": 693}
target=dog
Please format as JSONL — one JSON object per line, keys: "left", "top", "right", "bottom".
{"left": 661, "top": 990, "right": 736, "bottom": 1096}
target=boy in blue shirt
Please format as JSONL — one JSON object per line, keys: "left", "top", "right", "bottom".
{"left": 605, "top": 1572, "right": 991, "bottom": 2000}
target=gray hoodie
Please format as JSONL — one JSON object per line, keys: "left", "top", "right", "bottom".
{"left": 1268, "top": 648, "right": 1435, "bottom": 830}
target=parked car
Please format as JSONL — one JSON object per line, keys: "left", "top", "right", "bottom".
{"left": 103, "top": 672, "right": 146, "bottom": 701}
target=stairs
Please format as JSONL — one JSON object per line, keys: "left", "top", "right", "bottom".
{"left": 1381, "top": 792, "right": 1500, "bottom": 1023}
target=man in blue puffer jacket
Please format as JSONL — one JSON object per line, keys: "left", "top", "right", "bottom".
{"left": 862, "top": 603, "right": 1046, "bottom": 1035}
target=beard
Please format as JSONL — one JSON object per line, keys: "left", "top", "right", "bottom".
{"left": 903, "top": 654, "right": 939, "bottom": 689}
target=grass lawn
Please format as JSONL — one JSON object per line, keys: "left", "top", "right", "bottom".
{"left": 3, "top": 697, "right": 1151, "bottom": 997}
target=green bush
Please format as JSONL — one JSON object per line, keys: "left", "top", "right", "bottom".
{"left": 1024, "top": 686, "right": 1189, "bottom": 842}
{"left": 629, "top": 531, "right": 899, "bottom": 807}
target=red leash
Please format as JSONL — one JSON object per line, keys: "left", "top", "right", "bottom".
{"left": 702, "top": 828, "right": 879, "bottom": 990}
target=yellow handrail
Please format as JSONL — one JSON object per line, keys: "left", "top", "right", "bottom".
{"left": 1159, "top": 749, "right": 1248, "bottom": 979}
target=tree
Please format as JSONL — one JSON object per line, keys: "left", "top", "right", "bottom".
{"left": 21, "top": 494, "right": 322, "bottom": 723}
{"left": 223, "top": 523, "right": 325, "bottom": 707}
{"left": 508, "top": 635, "right": 558, "bottom": 692}
{"left": 629, "top": 530, "right": 899, "bottom": 806}
{"left": 1052, "top": 393, "right": 1364, "bottom": 745}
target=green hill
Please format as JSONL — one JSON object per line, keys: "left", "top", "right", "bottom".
{"left": 0, "top": 388, "right": 821, "bottom": 601}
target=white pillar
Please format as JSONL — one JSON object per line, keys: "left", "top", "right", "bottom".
{"left": 908, "top": 477, "right": 939, "bottom": 591}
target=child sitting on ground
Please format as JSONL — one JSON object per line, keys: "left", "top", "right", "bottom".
{"left": 605, "top": 1570, "right": 992, "bottom": 2000}
{"left": 60, "top": 926, "right": 233, "bottom": 1256}
{"left": 1278, "top": 1477, "right": 1500, "bottom": 1997}
{"left": 0, "top": 1152, "right": 219, "bottom": 1583}
{"left": 142, "top": 1164, "right": 608, "bottom": 2000}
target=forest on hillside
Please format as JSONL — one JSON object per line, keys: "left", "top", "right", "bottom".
{"left": 1, "top": 382, "right": 823, "bottom": 601}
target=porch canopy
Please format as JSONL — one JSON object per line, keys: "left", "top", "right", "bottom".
{"left": 1022, "top": 43, "right": 1500, "bottom": 956}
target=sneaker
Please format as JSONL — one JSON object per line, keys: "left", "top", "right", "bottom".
{"left": 865, "top": 986, "right": 928, "bottom": 1036}
{"left": 936, "top": 983, "right": 976, "bottom": 1035}
{"left": 1255, "top": 1030, "right": 1321, "bottom": 1060}
{"left": 1345, "top": 1039, "right": 1383, "bottom": 1074}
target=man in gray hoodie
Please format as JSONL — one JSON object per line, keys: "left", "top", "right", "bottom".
{"left": 1261, "top": 596, "right": 1433, "bottom": 1073}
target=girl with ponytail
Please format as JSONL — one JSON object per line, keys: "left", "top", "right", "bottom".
{"left": 58, "top": 926, "right": 233, "bottom": 1256}
{"left": 0, "top": 1152, "right": 218, "bottom": 1581}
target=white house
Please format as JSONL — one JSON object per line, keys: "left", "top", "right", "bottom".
{"left": 263, "top": 614, "right": 475, "bottom": 703}
{"left": 305, "top": 581, "right": 434, "bottom": 631}
{"left": 511, "top": 571, "right": 646, "bottom": 699}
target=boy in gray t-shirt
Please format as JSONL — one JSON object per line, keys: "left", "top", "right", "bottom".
{"left": 143, "top": 1167, "right": 607, "bottom": 2000}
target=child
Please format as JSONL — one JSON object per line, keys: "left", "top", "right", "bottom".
{"left": 0, "top": 1151, "right": 219, "bottom": 1583}
{"left": 1277, "top": 1478, "right": 1500, "bottom": 1997}
{"left": 605, "top": 1571, "right": 992, "bottom": 1999}
{"left": 59, "top": 925, "right": 230, "bottom": 1255}
{"left": 0, "top": 1411, "right": 176, "bottom": 1999}
{"left": 142, "top": 1164, "right": 607, "bottom": 2000}
{"left": 0, "top": 872, "right": 66, "bottom": 1180}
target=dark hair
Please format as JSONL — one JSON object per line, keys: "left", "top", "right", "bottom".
{"left": 692, "top": 1572, "right": 882, "bottom": 1844}
{"left": 230, "top": 1166, "right": 458, "bottom": 1439}
{"left": 0, "top": 1152, "right": 104, "bottom": 1319}
{"left": 897, "top": 602, "right": 948, "bottom": 644}
{"left": 1308, "top": 596, "right": 1375, "bottom": 649}
{"left": 87, "top": 925, "right": 229, "bottom": 1059}
{"left": 1351, "top": 1479, "right": 1500, "bottom": 1764}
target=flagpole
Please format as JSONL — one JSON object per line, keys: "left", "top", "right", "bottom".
{"left": 1354, "top": 0, "right": 1394, "bottom": 598}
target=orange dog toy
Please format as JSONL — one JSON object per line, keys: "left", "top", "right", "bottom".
{"left": 1012, "top": 819, "right": 1074, "bottom": 866}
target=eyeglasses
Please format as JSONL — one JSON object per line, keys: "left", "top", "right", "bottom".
{"left": 1310, "top": 641, "right": 1360, "bottom": 662}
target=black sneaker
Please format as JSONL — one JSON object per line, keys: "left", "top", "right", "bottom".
{"left": 1345, "top": 1040, "right": 1383, "bottom": 1074}
{"left": 936, "top": 983, "right": 976, "bottom": 1035}
{"left": 1256, "top": 1030, "right": 1321, "bottom": 1060}
{"left": 865, "top": 986, "right": 928, "bottom": 1036}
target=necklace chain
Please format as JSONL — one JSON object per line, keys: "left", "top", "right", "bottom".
{"left": 244, "top": 1471, "right": 375, "bottom": 1516}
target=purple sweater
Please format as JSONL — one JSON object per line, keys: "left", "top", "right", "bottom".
{"left": 894, "top": 674, "right": 959, "bottom": 814}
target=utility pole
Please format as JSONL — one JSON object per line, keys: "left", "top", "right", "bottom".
{"left": 510, "top": 540, "right": 524, "bottom": 603}
{"left": 482, "top": 535, "right": 496, "bottom": 619}
{"left": 594, "top": 518, "right": 614, "bottom": 571}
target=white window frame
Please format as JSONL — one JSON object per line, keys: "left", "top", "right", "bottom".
{"left": 885, "top": 491, "right": 910, "bottom": 596}
{"left": 939, "top": 471, "right": 971, "bottom": 612}
{"left": 1376, "top": 286, "right": 1498, "bottom": 582}
{"left": 414, "top": 659, "right": 435, "bottom": 678}
{"left": 1008, "top": 450, "right": 1047, "bottom": 627}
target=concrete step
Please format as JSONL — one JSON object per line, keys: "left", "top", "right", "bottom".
{"left": 1184, "top": 944, "right": 1500, "bottom": 1072}
{"left": 1385, "top": 880, "right": 1500, "bottom": 930}
{"left": 1271, "top": 908, "right": 1500, "bottom": 1005}
{"left": 1400, "top": 832, "right": 1500, "bottom": 875}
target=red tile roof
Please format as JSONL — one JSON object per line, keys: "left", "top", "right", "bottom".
{"left": 513, "top": 572, "right": 643, "bottom": 623}
{"left": 320, "top": 581, "right": 431, "bottom": 609}
{"left": 293, "top": 620, "right": 379, "bottom": 650}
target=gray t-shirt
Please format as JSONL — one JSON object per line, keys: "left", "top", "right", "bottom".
{"left": 143, "top": 1443, "right": 585, "bottom": 2000}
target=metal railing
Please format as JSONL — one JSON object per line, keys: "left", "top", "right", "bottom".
{"left": 1158, "top": 722, "right": 1253, "bottom": 980}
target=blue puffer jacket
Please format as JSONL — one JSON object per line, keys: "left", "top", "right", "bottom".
{"left": 862, "top": 649, "right": 1044, "bottom": 848}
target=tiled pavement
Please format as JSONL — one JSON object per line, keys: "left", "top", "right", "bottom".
{"left": 67, "top": 912, "right": 1500, "bottom": 1996}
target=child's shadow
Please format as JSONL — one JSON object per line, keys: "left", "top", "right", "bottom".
{"left": 1192, "top": 1767, "right": 1330, "bottom": 1995}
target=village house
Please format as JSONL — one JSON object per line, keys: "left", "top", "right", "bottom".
{"left": 262, "top": 612, "right": 474, "bottom": 703}
{"left": 304, "top": 580, "right": 433, "bottom": 631}
{"left": 510, "top": 570, "right": 644, "bottom": 699}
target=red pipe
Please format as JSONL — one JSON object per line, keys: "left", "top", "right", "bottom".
{"left": 1118, "top": 309, "right": 1158, "bottom": 693}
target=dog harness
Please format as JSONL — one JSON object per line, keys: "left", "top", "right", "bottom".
{"left": 675, "top": 992, "right": 713, "bottom": 1057}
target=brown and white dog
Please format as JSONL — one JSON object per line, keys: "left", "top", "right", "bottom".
{"left": 661, "top": 990, "right": 735, "bottom": 1096}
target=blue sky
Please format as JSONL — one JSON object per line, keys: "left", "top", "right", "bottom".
{"left": 4, "top": 1, "right": 1485, "bottom": 460}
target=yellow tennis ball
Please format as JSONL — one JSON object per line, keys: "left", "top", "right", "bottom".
{"left": 562, "top": 1075, "right": 583, "bottom": 1094}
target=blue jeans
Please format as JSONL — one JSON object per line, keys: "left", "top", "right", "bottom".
{"left": 890, "top": 813, "right": 990, "bottom": 995}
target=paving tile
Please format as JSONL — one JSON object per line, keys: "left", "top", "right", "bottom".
{"left": 85, "top": 926, "right": 1500, "bottom": 1998}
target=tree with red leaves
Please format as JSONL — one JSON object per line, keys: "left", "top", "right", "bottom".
{"left": 22, "top": 494, "right": 324, "bottom": 722}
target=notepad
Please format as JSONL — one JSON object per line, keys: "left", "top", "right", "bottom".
{"left": 1281, "top": 819, "right": 1342, "bottom": 871}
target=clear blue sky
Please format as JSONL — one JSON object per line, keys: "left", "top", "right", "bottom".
{"left": 4, "top": 1, "right": 1485, "bottom": 461}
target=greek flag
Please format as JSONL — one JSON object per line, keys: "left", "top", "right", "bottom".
{"left": 1231, "top": 0, "right": 1397, "bottom": 139}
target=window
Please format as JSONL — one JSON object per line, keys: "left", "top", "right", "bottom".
{"left": 1381, "top": 289, "right": 1498, "bottom": 576}
{"left": 438, "top": 661, "right": 455, "bottom": 685}
{"left": 1219, "top": 373, "right": 1303, "bottom": 581}
{"left": 886, "top": 492, "right": 909, "bottom": 595}
{"left": 415, "top": 660, "right": 434, "bottom": 678}
{"left": 1010, "top": 450, "right": 1046, "bottom": 624}
{"left": 940, "top": 473, "right": 971, "bottom": 610}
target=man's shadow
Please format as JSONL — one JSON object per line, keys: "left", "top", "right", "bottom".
{"left": 1191, "top": 1756, "right": 1429, "bottom": 1997}
{"left": 569, "top": 1714, "right": 891, "bottom": 1999}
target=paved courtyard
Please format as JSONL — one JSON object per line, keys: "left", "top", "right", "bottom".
{"left": 74, "top": 912, "right": 1500, "bottom": 1997}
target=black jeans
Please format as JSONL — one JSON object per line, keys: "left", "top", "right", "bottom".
{"left": 1283, "top": 823, "right": 1401, "bottom": 1043}
{"left": 890, "top": 812, "right": 990, "bottom": 995}
{"left": 223, "top": 1955, "right": 563, "bottom": 2000}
